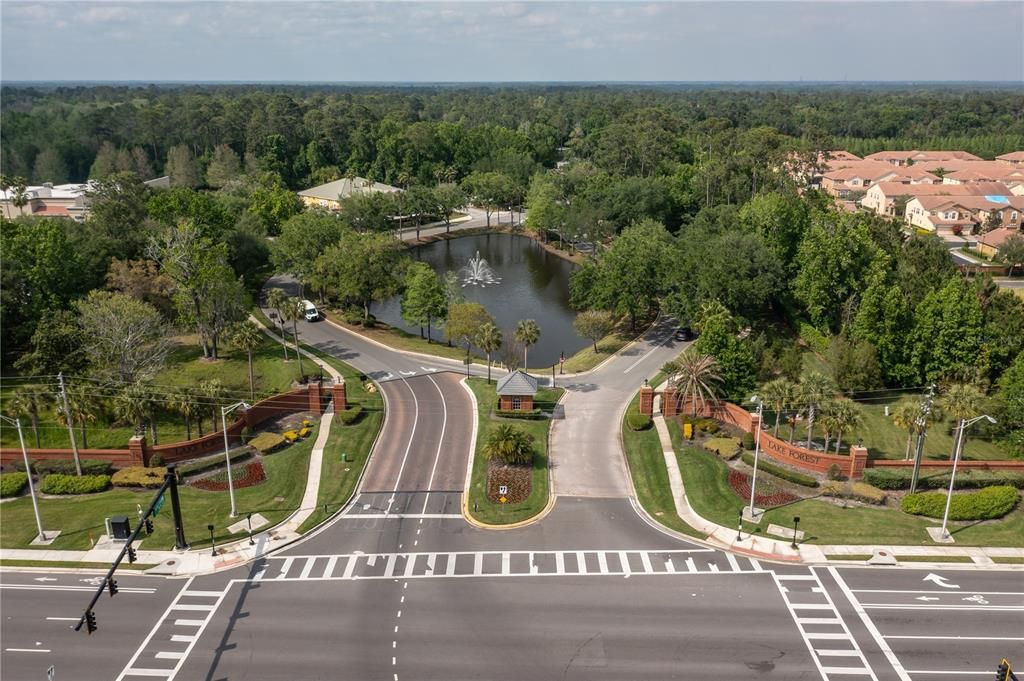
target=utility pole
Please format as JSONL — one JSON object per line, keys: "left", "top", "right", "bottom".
{"left": 57, "top": 373, "right": 82, "bottom": 476}
{"left": 909, "top": 384, "right": 936, "bottom": 494}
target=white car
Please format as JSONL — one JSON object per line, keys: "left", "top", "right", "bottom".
{"left": 301, "top": 300, "right": 320, "bottom": 322}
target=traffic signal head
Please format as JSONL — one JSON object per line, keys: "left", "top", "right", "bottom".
{"left": 127, "top": 545, "right": 137, "bottom": 564}
{"left": 107, "top": 578, "right": 118, "bottom": 597}
{"left": 996, "top": 661, "right": 1010, "bottom": 681}
{"left": 144, "top": 518, "right": 154, "bottom": 535}
{"left": 85, "top": 610, "right": 97, "bottom": 634}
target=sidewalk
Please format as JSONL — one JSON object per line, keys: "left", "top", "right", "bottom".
{"left": 0, "top": 321, "right": 343, "bottom": 577}
{"left": 649, "top": 407, "right": 1024, "bottom": 567}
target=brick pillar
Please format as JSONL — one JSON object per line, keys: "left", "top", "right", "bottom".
{"left": 662, "top": 388, "right": 678, "bottom": 417}
{"left": 849, "top": 445, "right": 869, "bottom": 480}
{"left": 639, "top": 386, "right": 654, "bottom": 415}
{"left": 331, "top": 378, "right": 347, "bottom": 411}
{"left": 750, "top": 411, "right": 762, "bottom": 436}
{"left": 308, "top": 381, "right": 323, "bottom": 415}
{"left": 128, "top": 435, "right": 147, "bottom": 467}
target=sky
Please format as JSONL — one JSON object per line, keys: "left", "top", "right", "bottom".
{"left": 2, "top": 1, "right": 1023, "bottom": 83}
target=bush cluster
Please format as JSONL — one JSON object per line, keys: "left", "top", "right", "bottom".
{"left": 797, "top": 321, "right": 830, "bottom": 355}
{"left": 863, "top": 468, "right": 1024, "bottom": 491}
{"left": 739, "top": 451, "right": 819, "bottom": 488}
{"left": 338, "top": 405, "right": 364, "bottom": 425}
{"left": 900, "top": 486, "right": 1019, "bottom": 521}
{"left": 249, "top": 432, "right": 287, "bottom": 454}
{"left": 11, "top": 458, "right": 113, "bottom": 476}
{"left": 741, "top": 433, "right": 755, "bottom": 450}
{"left": 112, "top": 467, "right": 167, "bottom": 489}
{"left": 0, "top": 472, "right": 29, "bottom": 498}
{"left": 40, "top": 474, "right": 111, "bottom": 495}
{"left": 626, "top": 413, "right": 652, "bottom": 431}
{"left": 695, "top": 418, "right": 719, "bottom": 434}
{"left": 822, "top": 481, "right": 887, "bottom": 505}
{"left": 497, "top": 408, "right": 546, "bottom": 421}
{"left": 703, "top": 437, "right": 740, "bottom": 459}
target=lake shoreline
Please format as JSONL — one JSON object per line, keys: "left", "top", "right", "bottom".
{"left": 408, "top": 225, "right": 586, "bottom": 266}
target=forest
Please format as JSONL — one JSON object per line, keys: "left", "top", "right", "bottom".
{"left": 1, "top": 83, "right": 1022, "bottom": 456}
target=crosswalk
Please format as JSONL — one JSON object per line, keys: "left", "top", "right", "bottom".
{"left": 258, "top": 549, "right": 764, "bottom": 582}
{"left": 117, "top": 581, "right": 228, "bottom": 681}
{"left": 773, "top": 570, "right": 878, "bottom": 680}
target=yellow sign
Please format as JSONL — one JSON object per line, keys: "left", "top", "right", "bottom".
{"left": 683, "top": 423, "right": 693, "bottom": 439}
{"left": 499, "top": 496, "right": 508, "bottom": 504}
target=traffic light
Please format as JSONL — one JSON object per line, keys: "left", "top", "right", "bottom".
{"left": 996, "top": 659, "right": 1018, "bottom": 681}
{"left": 85, "top": 610, "right": 97, "bottom": 634}
{"left": 144, "top": 518, "right": 154, "bottom": 535}
{"left": 107, "top": 578, "right": 118, "bottom": 597}
{"left": 126, "top": 544, "right": 137, "bottom": 564}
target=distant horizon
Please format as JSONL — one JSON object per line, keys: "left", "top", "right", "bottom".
{"left": 4, "top": 79, "right": 1023, "bottom": 87}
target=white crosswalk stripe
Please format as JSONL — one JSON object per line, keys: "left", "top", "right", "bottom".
{"left": 258, "top": 548, "right": 761, "bottom": 582}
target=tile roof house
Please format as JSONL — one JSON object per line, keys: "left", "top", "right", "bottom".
{"left": 906, "top": 194, "right": 1024, "bottom": 233}
{"left": 820, "top": 162, "right": 939, "bottom": 198}
{"left": 297, "top": 177, "right": 401, "bottom": 211}
{"left": 976, "top": 226, "right": 1024, "bottom": 259}
{"left": 860, "top": 182, "right": 1011, "bottom": 217}
{"left": 996, "top": 151, "right": 1024, "bottom": 167}
{"left": 495, "top": 370, "right": 539, "bottom": 412}
{"left": 864, "top": 150, "right": 983, "bottom": 166}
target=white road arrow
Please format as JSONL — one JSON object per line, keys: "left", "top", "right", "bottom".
{"left": 381, "top": 373, "right": 394, "bottom": 381}
{"left": 420, "top": 367, "right": 438, "bottom": 372}
{"left": 399, "top": 370, "right": 417, "bottom": 376}
{"left": 915, "top": 596, "right": 940, "bottom": 601}
{"left": 922, "top": 573, "right": 960, "bottom": 589}
{"left": 33, "top": 577, "right": 57, "bottom": 583}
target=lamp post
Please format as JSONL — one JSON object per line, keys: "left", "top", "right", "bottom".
{"left": 208, "top": 524, "right": 217, "bottom": 557}
{"left": 939, "top": 414, "right": 996, "bottom": 540}
{"left": 736, "top": 511, "right": 743, "bottom": 543}
{"left": 0, "top": 415, "right": 46, "bottom": 542}
{"left": 221, "top": 401, "right": 251, "bottom": 518}
{"left": 791, "top": 516, "right": 801, "bottom": 550}
{"left": 747, "top": 395, "right": 765, "bottom": 522}
{"left": 247, "top": 512, "right": 255, "bottom": 546}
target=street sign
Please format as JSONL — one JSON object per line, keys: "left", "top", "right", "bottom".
{"left": 153, "top": 493, "right": 166, "bottom": 517}
{"left": 498, "top": 485, "right": 508, "bottom": 495}
{"left": 499, "top": 496, "right": 508, "bottom": 504}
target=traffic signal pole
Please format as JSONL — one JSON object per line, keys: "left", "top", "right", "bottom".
{"left": 75, "top": 469, "right": 184, "bottom": 634}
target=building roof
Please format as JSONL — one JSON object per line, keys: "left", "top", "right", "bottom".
{"left": 978, "top": 226, "right": 1022, "bottom": 249}
{"left": 869, "top": 181, "right": 1011, "bottom": 198}
{"left": 996, "top": 151, "right": 1024, "bottom": 162}
{"left": 823, "top": 162, "right": 903, "bottom": 182}
{"left": 864, "top": 150, "right": 983, "bottom": 163}
{"left": 297, "top": 177, "right": 401, "bottom": 202}
{"left": 914, "top": 194, "right": 1024, "bottom": 212}
{"left": 495, "top": 370, "right": 539, "bottom": 396}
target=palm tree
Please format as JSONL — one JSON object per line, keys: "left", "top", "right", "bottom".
{"left": 114, "top": 382, "right": 153, "bottom": 442}
{"left": 265, "top": 288, "right": 291, "bottom": 361}
{"left": 663, "top": 348, "right": 723, "bottom": 417}
{"left": 514, "top": 320, "right": 541, "bottom": 370}
{"left": 226, "top": 320, "right": 264, "bottom": 400}
{"left": 759, "top": 377, "right": 796, "bottom": 437}
{"left": 892, "top": 398, "right": 921, "bottom": 461}
{"left": 483, "top": 424, "right": 534, "bottom": 466}
{"left": 475, "top": 323, "right": 503, "bottom": 384}
{"left": 5, "top": 387, "right": 51, "bottom": 448}
{"left": 798, "top": 372, "right": 835, "bottom": 451}
{"left": 55, "top": 383, "right": 100, "bottom": 451}
{"left": 279, "top": 296, "right": 305, "bottom": 378}
{"left": 832, "top": 398, "right": 864, "bottom": 454}
{"left": 170, "top": 390, "right": 202, "bottom": 439}
{"left": 940, "top": 383, "right": 984, "bottom": 460}
{"left": 819, "top": 399, "right": 839, "bottom": 453}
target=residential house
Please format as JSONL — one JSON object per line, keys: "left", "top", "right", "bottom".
{"left": 495, "top": 370, "right": 538, "bottom": 412}
{"left": 821, "top": 162, "right": 939, "bottom": 198}
{"left": 297, "top": 177, "right": 401, "bottom": 211}
{"left": 864, "top": 150, "right": 983, "bottom": 166}
{"left": 861, "top": 182, "right": 1010, "bottom": 217}
{"left": 996, "top": 151, "right": 1024, "bottom": 167}
{"left": 976, "top": 226, "right": 1023, "bottom": 259}
{"left": 906, "top": 194, "right": 1024, "bottom": 234}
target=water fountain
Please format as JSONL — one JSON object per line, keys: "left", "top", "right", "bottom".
{"left": 459, "top": 250, "right": 501, "bottom": 287}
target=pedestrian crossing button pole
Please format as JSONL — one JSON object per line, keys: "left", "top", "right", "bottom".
{"left": 247, "top": 512, "right": 255, "bottom": 546}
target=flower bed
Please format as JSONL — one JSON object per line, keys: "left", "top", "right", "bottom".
{"left": 191, "top": 460, "right": 267, "bottom": 491}
{"left": 486, "top": 460, "right": 531, "bottom": 504}
{"left": 728, "top": 469, "right": 798, "bottom": 507}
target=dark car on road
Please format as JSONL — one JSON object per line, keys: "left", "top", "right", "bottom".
{"left": 675, "top": 326, "right": 693, "bottom": 341}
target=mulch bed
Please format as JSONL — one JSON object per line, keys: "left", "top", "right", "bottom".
{"left": 191, "top": 460, "right": 267, "bottom": 491}
{"left": 728, "top": 470, "right": 797, "bottom": 507}
{"left": 486, "top": 460, "right": 531, "bottom": 504}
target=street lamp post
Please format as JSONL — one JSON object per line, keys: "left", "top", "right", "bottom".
{"left": 791, "top": 516, "right": 801, "bottom": 550}
{"left": 221, "top": 401, "right": 251, "bottom": 518}
{"left": 0, "top": 415, "right": 46, "bottom": 542}
{"left": 247, "top": 512, "right": 255, "bottom": 546}
{"left": 939, "top": 414, "right": 996, "bottom": 540}
{"left": 208, "top": 524, "right": 217, "bottom": 557}
{"left": 747, "top": 396, "right": 765, "bottom": 522}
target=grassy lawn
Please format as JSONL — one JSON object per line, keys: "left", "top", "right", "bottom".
{"left": 673, "top": 436, "right": 1024, "bottom": 547}
{"left": 321, "top": 310, "right": 472, "bottom": 363}
{"left": 0, "top": 426, "right": 318, "bottom": 551}
{"left": 0, "top": 333, "right": 304, "bottom": 450}
{"left": 0, "top": 559, "right": 156, "bottom": 570}
{"left": 620, "top": 377, "right": 703, "bottom": 539}
{"left": 465, "top": 377, "right": 558, "bottom": 525}
{"left": 561, "top": 331, "right": 633, "bottom": 374}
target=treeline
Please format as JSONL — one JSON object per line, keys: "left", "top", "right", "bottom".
{"left": 3, "top": 84, "right": 1024, "bottom": 188}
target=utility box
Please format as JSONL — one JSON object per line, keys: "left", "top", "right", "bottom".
{"left": 110, "top": 516, "right": 131, "bottom": 540}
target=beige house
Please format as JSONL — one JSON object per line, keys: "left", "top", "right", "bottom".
{"left": 906, "top": 194, "right": 1024, "bottom": 233}
{"left": 0, "top": 183, "right": 90, "bottom": 221}
{"left": 860, "top": 182, "right": 1009, "bottom": 217}
{"left": 821, "top": 162, "right": 939, "bottom": 198}
{"left": 297, "top": 177, "right": 401, "bottom": 211}
{"left": 977, "top": 226, "right": 1023, "bottom": 259}
{"left": 996, "top": 151, "right": 1024, "bottom": 167}
{"left": 864, "top": 150, "right": 983, "bottom": 166}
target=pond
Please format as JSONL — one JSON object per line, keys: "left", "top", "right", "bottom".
{"left": 371, "top": 233, "right": 589, "bottom": 367}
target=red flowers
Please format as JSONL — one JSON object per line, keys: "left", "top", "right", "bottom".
{"left": 728, "top": 470, "right": 797, "bottom": 507}
{"left": 192, "top": 461, "right": 267, "bottom": 491}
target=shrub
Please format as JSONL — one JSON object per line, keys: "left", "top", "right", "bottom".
{"left": 695, "top": 418, "right": 719, "bottom": 434}
{"left": 338, "top": 405, "right": 364, "bottom": 425}
{"left": 249, "top": 432, "right": 287, "bottom": 454}
{"left": 901, "top": 486, "right": 1019, "bottom": 521}
{"left": 40, "top": 474, "right": 110, "bottom": 495}
{"left": 27, "top": 459, "right": 113, "bottom": 476}
{"left": 822, "top": 481, "right": 887, "bottom": 505}
{"left": 626, "top": 413, "right": 652, "bottom": 431}
{"left": 0, "top": 472, "right": 28, "bottom": 498}
{"left": 740, "top": 451, "right": 819, "bottom": 488}
{"left": 741, "top": 433, "right": 755, "bottom": 450}
{"left": 863, "top": 468, "right": 1024, "bottom": 491}
{"left": 112, "top": 467, "right": 167, "bottom": 489}
{"left": 827, "top": 463, "right": 844, "bottom": 481}
{"left": 704, "top": 437, "right": 740, "bottom": 459}
{"left": 797, "top": 320, "right": 830, "bottom": 355}
{"left": 498, "top": 409, "right": 546, "bottom": 421}
{"left": 483, "top": 424, "right": 535, "bottom": 466}
{"left": 149, "top": 454, "right": 164, "bottom": 467}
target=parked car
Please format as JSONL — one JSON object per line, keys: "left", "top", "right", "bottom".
{"left": 675, "top": 326, "right": 693, "bottom": 341}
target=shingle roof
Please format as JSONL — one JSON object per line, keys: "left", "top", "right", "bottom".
{"left": 495, "top": 370, "right": 539, "bottom": 396}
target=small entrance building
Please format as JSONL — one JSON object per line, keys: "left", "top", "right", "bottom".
{"left": 496, "top": 370, "right": 538, "bottom": 411}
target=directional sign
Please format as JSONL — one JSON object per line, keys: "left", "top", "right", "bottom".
{"left": 153, "top": 493, "right": 166, "bottom": 517}
{"left": 498, "top": 485, "right": 508, "bottom": 495}
{"left": 922, "top": 573, "right": 960, "bottom": 589}
{"left": 499, "top": 496, "right": 508, "bottom": 504}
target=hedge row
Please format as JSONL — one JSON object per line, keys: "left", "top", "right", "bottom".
{"left": 740, "top": 451, "right": 819, "bottom": 488}
{"left": 704, "top": 437, "right": 740, "bottom": 459}
{"left": 497, "top": 409, "right": 547, "bottom": 421}
{"left": 822, "top": 481, "right": 887, "bottom": 505}
{"left": 39, "top": 474, "right": 111, "bottom": 495}
{"left": 863, "top": 468, "right": 1024, "bottom": 491}
{"left": 0, "top": 472, "right": 28, "bottom": 498}
{"left": 900, "top": 486, "right": 1019, "bottom": 521}
{"left": 111, "top": 467, "right": 167, "bottom": 489}
{"left": 338, "top": 404, "right": 364, "bottom": 425}
{"left": 249, "top": 432, "right": 287, "bottom": 454}
{"left": 626, "top": 413, "right": 652, "bottom": 431}
{"left": 9, "top": 458, "right": 113, "bottom": 476}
